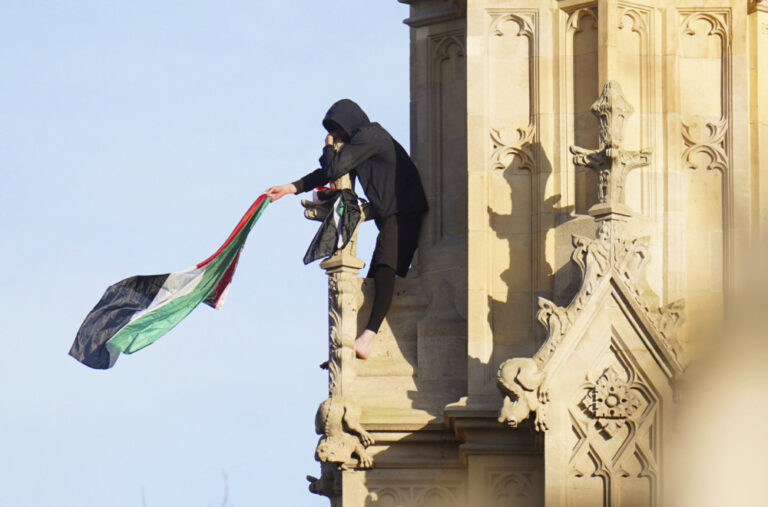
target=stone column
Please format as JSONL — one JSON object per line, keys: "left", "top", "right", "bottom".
{"left": 304, "top": 172, "right": 366, "bottom": 396}
{"left": 320, "top": 232, "right": 364, "bottom": 397}
{"left": 305, "top": 173, "right": 376, "bottom": 504}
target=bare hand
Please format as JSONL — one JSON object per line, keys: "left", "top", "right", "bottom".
{"left": 264, "top": 183, "right": 297, "bottom": 202}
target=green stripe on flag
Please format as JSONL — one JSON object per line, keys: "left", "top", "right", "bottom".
{"left": 106, "top": 198, "right": 269, "bottom": 354}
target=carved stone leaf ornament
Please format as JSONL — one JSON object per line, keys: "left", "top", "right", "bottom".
{"left": 681, "top": 116, "right": 728, "bottom": 172}
{"left": 490, "top": 125, "right": 535, "bottom": 171}
{"left": 496, "top": 82, "right": 686, "bottom": 432}
{"left": 327, "top": 273, "right": 358, "bottom": 397}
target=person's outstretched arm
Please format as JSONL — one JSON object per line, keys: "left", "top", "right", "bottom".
{"left": 266, "top": 131, "right": 380, "bottom": 200}
{"left": 263, "top": 182, "right": 297, "bottom": 202}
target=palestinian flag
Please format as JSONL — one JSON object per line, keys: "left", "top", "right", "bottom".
{"left": 69, "top": 194, "right": 270, "bottom": 369}
{"left": 303, "top": 189, "right": 362, "bottom": 265}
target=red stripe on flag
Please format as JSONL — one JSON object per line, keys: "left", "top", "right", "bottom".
{"left": 196, "top": 194, "right": 270, "bottom": 269}
{"left": 207, "top": 249, "right": 242, "bottom": 308}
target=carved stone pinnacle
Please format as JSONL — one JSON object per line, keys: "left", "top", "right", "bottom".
{"left": 570, "top": 81, "right": 651, "bottom": 219}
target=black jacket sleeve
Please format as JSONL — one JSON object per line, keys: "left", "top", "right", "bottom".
{"left": 292, "top": 167, "right": 325, "bottom": 193}
{"left": 292, "top": 134, "right": 381, "bottom": 193}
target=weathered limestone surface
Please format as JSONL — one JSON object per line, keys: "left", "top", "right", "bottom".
{"left": 305, "top": 1, "right": 767, "bottom": 505}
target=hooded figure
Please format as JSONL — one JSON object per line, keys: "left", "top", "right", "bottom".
{"left": 266, "top": 99, "right": 428, "bottom": 359}
{"left": 291, "top": 99, "right": 428, "bottom": 221}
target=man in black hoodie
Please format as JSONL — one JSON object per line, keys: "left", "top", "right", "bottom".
{"left": 266, "top": 99, "right": 428, "bottom": 359}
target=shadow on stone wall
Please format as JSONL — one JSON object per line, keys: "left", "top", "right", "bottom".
{"left": 487, "top": 143, "right": 573, "bottom": 361}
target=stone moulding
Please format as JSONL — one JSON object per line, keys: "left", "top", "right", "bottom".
{"left": 678, "top": 10, "right": 730, "bottom": 174}
{"left": 617, "top": 2, "right": 656, "bottom": 217}
{"left": 427, "top": 29, "right": 465, "bottom": 244}
{"left": 677, "top": 7, "right": 734, "bottom": 286}
{"left": 558, "top": 4, "right": 598, "bottom": 212}
{"left": 487, "top": 9, "right": 538, "bottom": 174}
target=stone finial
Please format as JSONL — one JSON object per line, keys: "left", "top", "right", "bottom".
{"left": 570, "top": 81, "right": 651, "bottom": 218}
{"left": 591, "top": 81, "right": 633, "bottom": 149}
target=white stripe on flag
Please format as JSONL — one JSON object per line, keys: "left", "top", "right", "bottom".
{"left": 125, "top": 266, "right": 206, "bottom": 326}
{"left": 333, "top": 197, "right": 344, "bottom": 249}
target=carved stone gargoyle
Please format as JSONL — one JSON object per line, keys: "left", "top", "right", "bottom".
{"left": 497, "top": 357, "right": 549, "bottom": 431}
{"left": 307, "top": 396, "right": 375, "bottom": 499}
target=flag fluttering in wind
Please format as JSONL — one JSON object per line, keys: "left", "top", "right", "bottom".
{"left": 69, "top": 195, "right": 271, "bottom": 369}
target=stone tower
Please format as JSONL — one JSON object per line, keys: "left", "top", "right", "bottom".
{"left": 305, "top": 1, "right": 768, "bottom": 505}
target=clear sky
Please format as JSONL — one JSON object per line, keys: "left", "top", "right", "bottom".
{"left": 0, "top": 1, "right": 410, "bottom": 505}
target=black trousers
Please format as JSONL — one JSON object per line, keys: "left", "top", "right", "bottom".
{"left": 365, "top": 212, "right": 424, "bottom": 332}
{"left": 367, "top": 211, "right": 424, "bottom": 278}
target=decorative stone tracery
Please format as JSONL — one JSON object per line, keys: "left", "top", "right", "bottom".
{"left": 497, "top": 82, "right": 684, "bottom": 432}
{"left": 581, "top": 366, "right": 642, "bottom": 437}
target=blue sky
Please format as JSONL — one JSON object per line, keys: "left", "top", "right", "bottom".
{"left": 0, "top": 1, "right": 410, "bottom": 505}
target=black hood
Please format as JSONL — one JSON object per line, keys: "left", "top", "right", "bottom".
{"left": 322, "top": 99, "right": 370, "bottom": 138}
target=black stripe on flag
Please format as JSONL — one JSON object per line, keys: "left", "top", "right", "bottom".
{"left": 69, "top": 274, "right": 170, "bottom": 369}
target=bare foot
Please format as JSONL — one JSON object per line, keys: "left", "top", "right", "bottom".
{"left": 355, "top": 329, "right": 377, "bottom": 359}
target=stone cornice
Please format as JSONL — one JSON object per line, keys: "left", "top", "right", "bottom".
{"left": 398, "top": 0, "right": 466, "bottom": 28}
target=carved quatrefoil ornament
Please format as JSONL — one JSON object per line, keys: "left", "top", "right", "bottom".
{"left": 582, "top": 367, "right": 642, "bottom": 437}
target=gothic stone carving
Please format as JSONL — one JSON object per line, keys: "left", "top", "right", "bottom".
{"left": 496, "top": 357, "right": 549, "bottom": 431}
{"left": 681, "top": 116, "right": 728, "bottom": 172}
{"left": 488, "top": 10, "right": 537, "bottom": 173}
{"left": 307, "top": 396, "right": 375, "bottom": 498}
{"left": 580, "top": 366, "right": 642, "bottom": 437}
{"left": 569, "top": 341, "right": 660, "bottom": 504}
{"left": 570, "top": 81, "right": 652, "bottom": 213}
{"left": 496, "top": 81, "right": 685, "bottom": 430}
{"left": 498, "top": 220, "right": 685, "bottom": 430}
